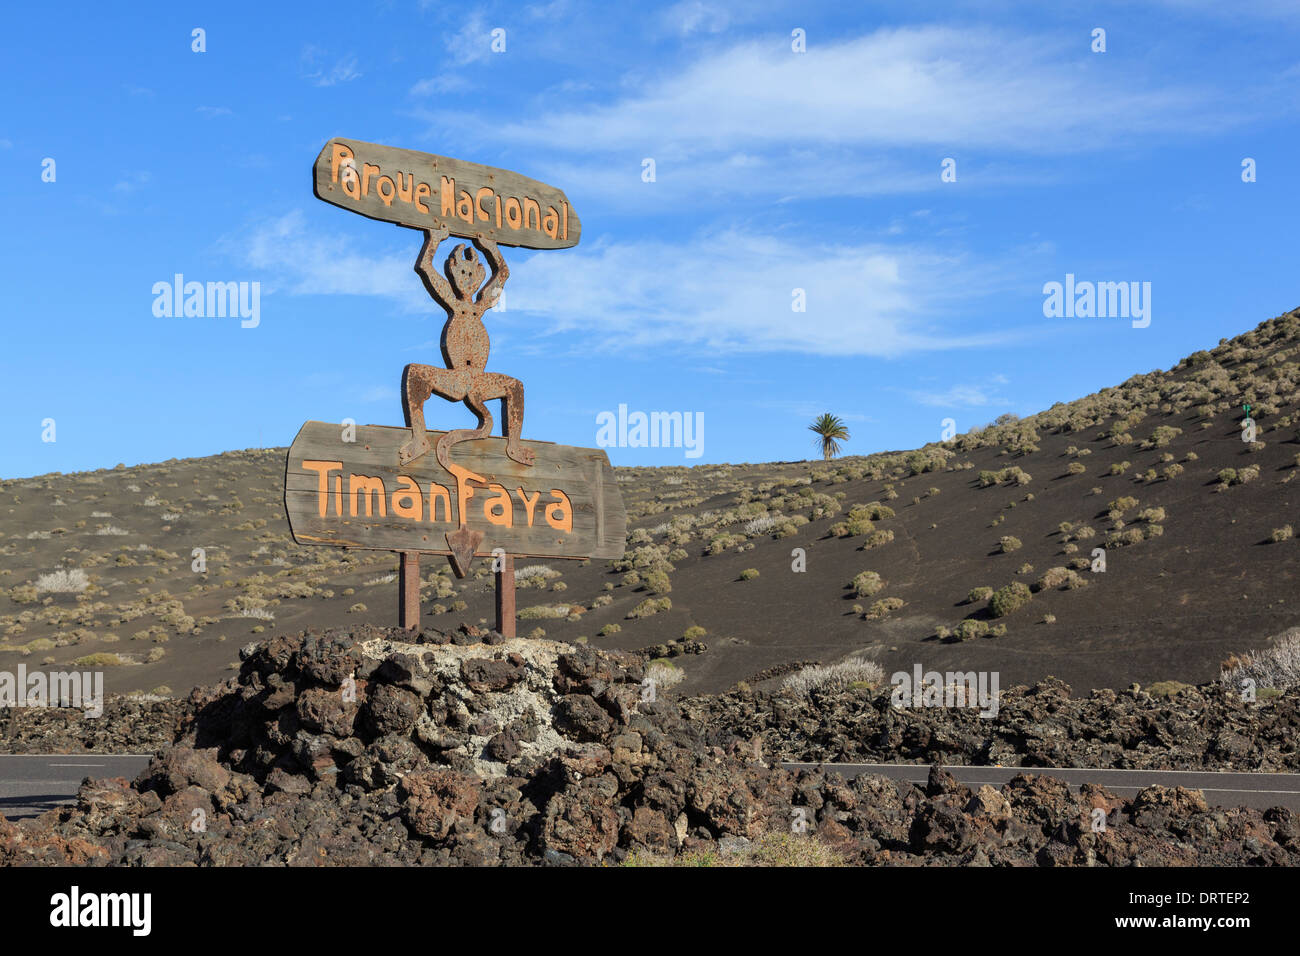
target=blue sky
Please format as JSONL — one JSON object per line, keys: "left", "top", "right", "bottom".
{"left": 3, "top": 0, "right": 1299, "bottom": 478}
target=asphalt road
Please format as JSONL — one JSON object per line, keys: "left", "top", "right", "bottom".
{"left": 0, "top": 755, "right": 153, "bottom": 820}
{"left": 781, "top": 762, "right": 1300, "bottom": 811}
{"left": 3, "top": 756, "right": 1299, "bottom": 820}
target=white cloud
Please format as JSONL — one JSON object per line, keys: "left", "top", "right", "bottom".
{"left": 300, "top": 46, "right": 361, "bottom": 86}
{"left": 112, "top": 171, "right": 151, "bottom": 193}
{"left": 909, "top": 383, "right": 1012, "bottom": 407}
{"left": 443, "top": 13, "right": 493, "bottom": 66}
{"left": 468, "top": 27, "right": 1227, "bottom": 152}
{"left": 411, "top": 74, "right": 469, "bottom": 96}
{"left": 418, "top": 25, "right": 1239, "bottom": 204}
{"left": 196, "top": 105, "right": 232, "bottom": 118}
{"left": 664, "top": 1, "right": 732, "bottom": 35}
{"left": 235, "top": 212, "right": 1033, "bottom": 358}
{"left": 236, "top": 211, "right": 429, "bottom": 310}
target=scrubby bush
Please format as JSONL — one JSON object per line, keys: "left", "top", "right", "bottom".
{"left": 782, "top": 656, "right": 885, "bottom": 695}
{"left": 644, "top": 570, "right": 672, "bottom": 594}
{"left": 646, "top": 659, "right": 684, "bottom": 691}
{"left": 967, "top": 586, "right": 993, "bottom": 603}
{"left": 8, "top": 585, "right": 39, "bottom": 604}
{"left": 626, "top": 597, "right": 672, "bottom": 619}
{"left": 864, "top": 597, "right": 905, "bottom": 620}
{"left": 1221, "top": 627, "right": 1300, "bottom": 691}
{"left": 1106, "top": 528, "right": 1146, "bottom": 548}
{"left": 518, "top": 604, "right": 579, "bottom": 620}
{"left": 998, "top": 536, "right": 1022, "bottom": 553}
{"left": 738, "top": 568, "right": 760, "bottom": 581}
{"left": 850, "top": 571, "right": 885, "bottom": 598}
{"left": 861, "top": 529, "right": 894, "bottom": 550}
{"left": 1033, "top": 567, "right": 1070, "bottom": 592}
{"left": 1271, "top": 525, "right": 1294, "bottom": 543}
{"left": 1149, "top": 425, "right": 1182, "bottom": 447}
{"left": 35, "top": 569, "right": 90, "bottom": 593}
{"left": 989, "top": 581, "right": 1032, "bottom": 618}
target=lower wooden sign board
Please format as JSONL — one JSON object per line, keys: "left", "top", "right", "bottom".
{"left": 284, "top": 421, "right": 625, "bottom": 561}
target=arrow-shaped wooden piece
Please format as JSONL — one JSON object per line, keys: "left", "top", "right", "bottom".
{"left": 445, "top": 527, "right": 485, "bottom": 578}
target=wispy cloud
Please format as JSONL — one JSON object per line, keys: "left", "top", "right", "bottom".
{"left": 196, "top": 105, "right": 232, "bottom": 118}
{"left": 411, "top": 74, "right": 469, "bottom": 96}
{"left": 236, "top": 210, "right": 429, "bottom": 309}
{"left": 112, "top": 171, "right": 151, "bottom": 193}
{"left": 443, "top": 13, "right": 493, "bottom": 66}
{"left": 908, "top": 382, "right": 1013, "bottom": 407}
{"left": 663, "top": 1, "right": 733, "bottom": 35}
{"left": 300, "top": 45, "right": 361, "bottom": 86}
{"left": 417, "top": 25, "right": 1242, "bottom": 203}
{"left": 236, "top": 213, "right": 1035, "bottom": 357}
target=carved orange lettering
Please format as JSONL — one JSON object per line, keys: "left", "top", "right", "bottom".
{"left": 446, "top": 462, "right": 485, "bottom": 525}
{"left": 349, "top": 474, "right": 387, "bottom": 517}
{"left": 395, "top": 171, "right": 413, "bottom": 204}
{"left": 416, "top": 180, "right": 432, "bottom": 214}
{"left": 483, "top": 483, "right": 513, "bottom": 527}
{"left": 362, "top": 163, "right": 380, "bottom": 197}
{"left": 392, "top": 475, "right": 422, "bottom": 520}
{"left": 440, "top": 176, "right": 456, "bottom": 216}
{"left": 456, "top": 190, "right": 474, "bottom": 225}
{"left": 475, "top": 187, "right": 494, "bottom": 223}
{"left": 514, "top": 488, "right": 541, "bottom": 527}
{"left": 428, "top": 482, "right": 452, "bottom": 522}
{"left": 544, "top": 489, "right": 573, "bottom": 533}
{"left": 542, "top": 206, "right": 558, "bottom": 239}
{"left": 523, "top": 197, "right": 541, "bottom": 230}
{"left": 302, "top": 460, "right": 343, "bottom": 517}
{"left": 505, "top": 197, "right": 522, "bottom": 229}
{"left": 329, "top": 143, "right": 354, "bottom": 184}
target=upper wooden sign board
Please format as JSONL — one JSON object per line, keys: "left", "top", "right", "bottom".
{"left": 312, "top": 138, "right": 581, "bottom": 250}
{"left": 284, "top": 422, "right": 625, "bottom": 560}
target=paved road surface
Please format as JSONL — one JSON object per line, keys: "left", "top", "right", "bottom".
{"left": 0, "top": 755, "right": 153, "bottom": 820}
{"left": 781, "top": 762, "right": 1300, "bottom": 810}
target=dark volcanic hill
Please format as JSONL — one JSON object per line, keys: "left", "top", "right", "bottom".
{"left": 3, "top": 308, "right": 1299, "bottom": 698}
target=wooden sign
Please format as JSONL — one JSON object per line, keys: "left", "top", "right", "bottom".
{"left": 296, "top": 137, "right": 604, "bottom": 635}
{"left": 284, "top": 422, "right": 625, "bottom": 560}
{"left": 312, "top": 138, "right": 581, "bottom": 250}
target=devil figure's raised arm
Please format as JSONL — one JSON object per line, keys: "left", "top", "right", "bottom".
{"left": 473, "top": 237, "right": 509, "bottom": 309}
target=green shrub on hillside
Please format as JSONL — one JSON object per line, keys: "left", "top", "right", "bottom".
{"left": 989, "top": 581, "right": 1032, "bottom": 618}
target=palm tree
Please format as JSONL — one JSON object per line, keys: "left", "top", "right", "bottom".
{"left": 808, "top": 413, "right": 850, "bottom": 461}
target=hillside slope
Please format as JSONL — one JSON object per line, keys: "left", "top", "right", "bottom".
{"left": 2, "top": 308, "right": 1299, "bottom": 697}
